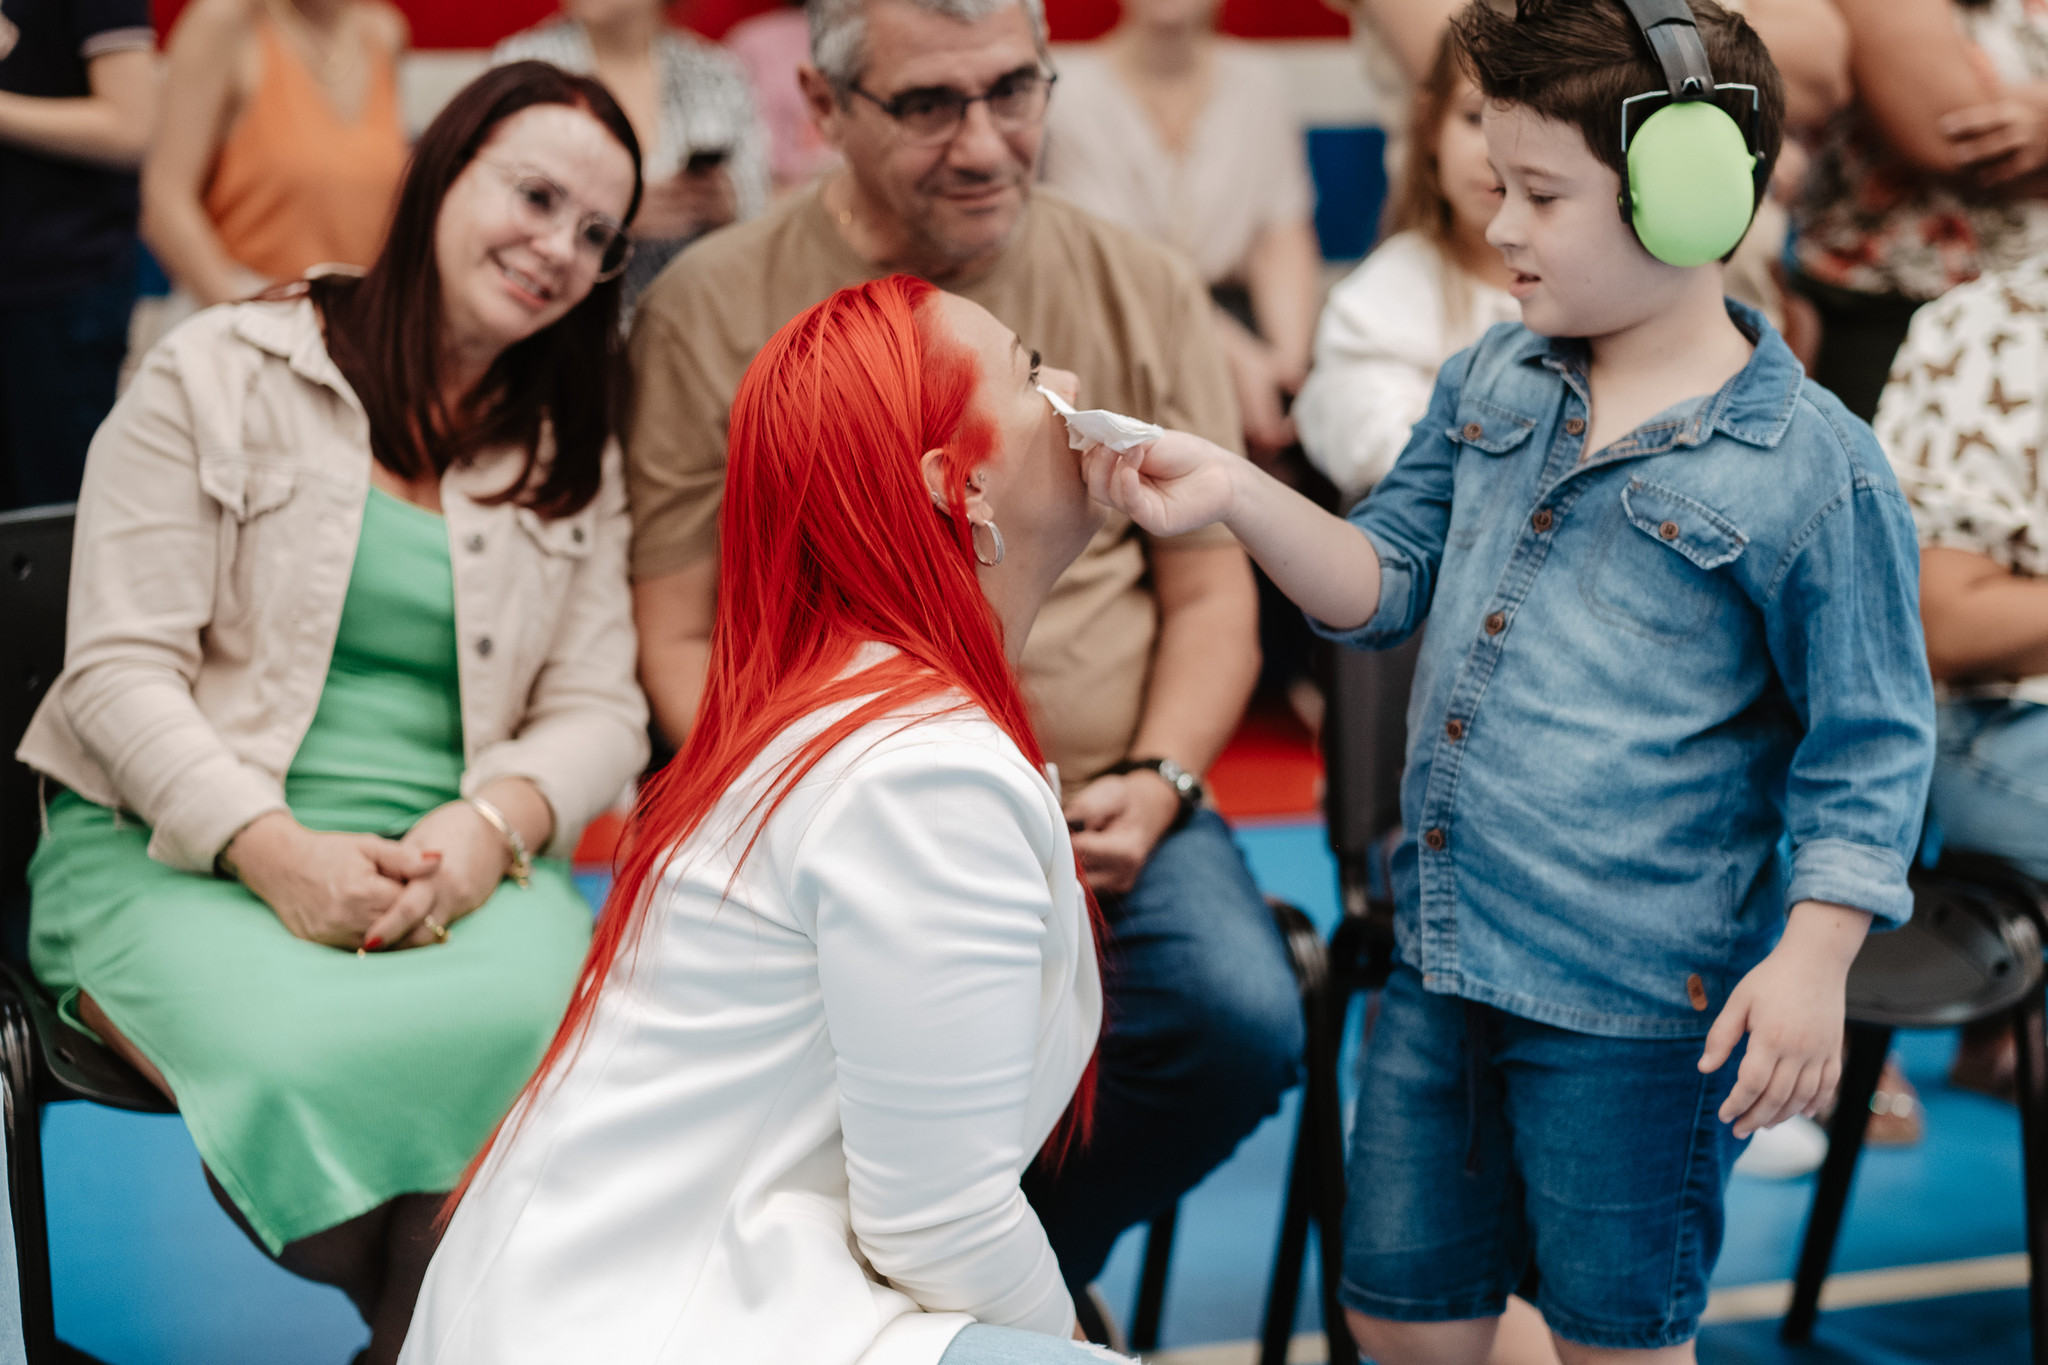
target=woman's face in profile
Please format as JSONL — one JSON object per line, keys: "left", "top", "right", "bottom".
{"left": 434, "top": 103, "right": 637, "bottom": 361}
{"left": 933, "top": 293, "right": 1102, "bottom": 574}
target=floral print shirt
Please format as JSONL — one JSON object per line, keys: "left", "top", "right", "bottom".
{"left": 1876, "top": 254, "right": 2048, "bottom": 697}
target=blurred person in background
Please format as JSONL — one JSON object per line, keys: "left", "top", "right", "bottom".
{"left": 1041, "top": 0, "right": 1320, "bottom": 465}
{"left": 493, "top": 0, "right": 770, "bottom": 312}
{"left": 18, "top": 64, "right": 649, "bottom": 1364}
{"left": 1294, "top": 30, "right": 1518, "bottom": 506}
{"left": 0, "top": 0, "right": 153, "bottom": 509}
{"left": 1876, "top": 253, "right": 2048, "bottom": 1104}
{"left": 726, "top": 0, "right": 840, "bottom": 193}
{"left": 1795, "top": 0, "right": 2048, "bottom": 422}
{"left": 143, "top": 0, "right": 407, "bottom": 309}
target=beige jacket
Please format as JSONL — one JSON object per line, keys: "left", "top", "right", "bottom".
{"left": 17, "top": 296, "right": 650, "bottom": 874}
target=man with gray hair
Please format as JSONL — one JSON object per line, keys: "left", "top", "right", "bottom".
{"left": 623, "top": 0, "right": 1304, "bottom": 1329}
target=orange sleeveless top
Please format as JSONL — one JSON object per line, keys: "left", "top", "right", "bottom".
{"left": 204, "top": 16, "right": 408, "bottom": 283}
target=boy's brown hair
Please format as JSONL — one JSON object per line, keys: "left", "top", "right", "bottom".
{"left": 1453, "top": 0, "right": 1786, "bottom": 198}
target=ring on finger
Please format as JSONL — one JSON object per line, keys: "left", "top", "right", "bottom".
{"left": 424, "top": 915, "right": 449, "bottom": 945}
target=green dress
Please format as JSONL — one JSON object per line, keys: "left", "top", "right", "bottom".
{"left": 27, "top": 487, "right": 593, "bottom": 1254}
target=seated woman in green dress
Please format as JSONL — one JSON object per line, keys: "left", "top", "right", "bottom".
{"left": 15, "top": 61, "right": 650, "bottom": 1365}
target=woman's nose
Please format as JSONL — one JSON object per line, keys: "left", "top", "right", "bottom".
{"left": 1043, "top": 366, "right": 1081, "bottom": 406}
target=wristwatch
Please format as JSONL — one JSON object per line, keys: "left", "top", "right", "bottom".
{"left": 1107, "top": 756, "right": 1205, "bottom": 831}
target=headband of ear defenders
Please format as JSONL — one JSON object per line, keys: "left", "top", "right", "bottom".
{"left": 1616, "top": 0, "right": 1763, "bottom": 267}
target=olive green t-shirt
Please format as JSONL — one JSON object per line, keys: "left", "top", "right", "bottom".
{"left": 625, "top": 183, "right": 1243, "bottom": 792}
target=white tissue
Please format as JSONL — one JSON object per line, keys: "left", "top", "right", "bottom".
{"left": 1039, "top": 385, "right": 1165, "bottom": 453}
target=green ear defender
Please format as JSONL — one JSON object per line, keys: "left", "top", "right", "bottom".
{"left": 1618, "top": 0, "right": 1765, "bottom": 268}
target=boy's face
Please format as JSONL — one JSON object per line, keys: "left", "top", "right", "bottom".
{"left": 1481, "top": 101, "right": 1695, "bottom": 339}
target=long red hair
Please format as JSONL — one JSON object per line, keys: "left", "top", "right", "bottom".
{"left": 450, "top": 276, "right": 1100, "bottom": 1216}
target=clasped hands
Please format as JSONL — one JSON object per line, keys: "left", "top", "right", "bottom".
{"left": 220, "top": 779, "right": 551, "bottom": 954}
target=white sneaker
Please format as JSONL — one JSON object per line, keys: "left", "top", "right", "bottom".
{"left": 1733, "top": 1114, "right": 1829, "bottom": 1179}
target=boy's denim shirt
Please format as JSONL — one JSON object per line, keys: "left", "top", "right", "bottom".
{"left": 1318, "top": 301, "right": 1936, "bottom": 1039}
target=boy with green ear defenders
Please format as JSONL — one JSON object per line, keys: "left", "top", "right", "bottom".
{"left": 1075, "top": 0, "right": 1937, "bottom": 1358}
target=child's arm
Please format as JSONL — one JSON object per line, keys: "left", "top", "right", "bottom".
{"left": 1697, "top": 900, "right": 1870, "bottom": 1137}
{"left": 1699, "top": 442, "right": 1939, "bottom": 1134}
{"left": 1085, "top": 432, "right": 1384, "bottom": 631}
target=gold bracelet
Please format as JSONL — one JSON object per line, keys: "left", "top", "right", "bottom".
{"left": 464, "top": 795, "right": 532, "bottom": 889}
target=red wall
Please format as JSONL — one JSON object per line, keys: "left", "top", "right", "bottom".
{"left": 151, "top": 0, "right": 1348, "bottom": 48}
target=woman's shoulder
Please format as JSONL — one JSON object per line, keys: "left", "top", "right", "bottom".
{"left": 490, "top": 18, "right": 584, "bottom": 68}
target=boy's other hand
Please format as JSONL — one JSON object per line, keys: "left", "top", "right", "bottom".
{"left": 1081, "top": 430, "right": 1242, "bottom": 538}
{"left": 1698, "top": 900, "right": 1873, "bottom": 1138}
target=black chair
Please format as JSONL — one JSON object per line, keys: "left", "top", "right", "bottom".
{"left": 1117, "top": 633, "right": 1420, "bottom": 1362}
{"left": 0, "top": 505, "right": 174, "bottom": 1365}
{"left": 1780, "top": 851, "right": 2048, "bottom": 1361}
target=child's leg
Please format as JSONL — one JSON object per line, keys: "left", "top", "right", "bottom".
{"left": 1495, "top": 1013, "right": 1749, "bottom": 1360}
{"left": 1339, "top": 966, "right": 1530, "bottom": 1365}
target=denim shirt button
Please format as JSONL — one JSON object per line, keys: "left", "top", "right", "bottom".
{"left": 1462, "top": 421, "right": 1484, "bottom": 441}
{"left": 1444, "top": 718, "right": 1465, "bottom": 741}
{"left": 1660, "top": 520, "right": 1681, "bottom": 541}
{"left": 1564, "top": 417, "right": 1586, "bottom": 436}
{"left": 1423, "top": 827, "right": 1447, "bottom": 851}
{"left": 1484, "top": 611, "right": 1507, "bottom": 636}
{"left": 1531, "top": 509, "right": 1554, "bottom": 533}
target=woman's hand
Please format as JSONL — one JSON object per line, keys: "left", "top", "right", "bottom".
{"left": 1218, "top": 318, "right": 1298, "bottom": 463}
{"left": 633, "top": 164, "right": 739, "bottom": 241}
{"left": 1940, "top": 83, "right": 2048, "bottom": 186}
{"left": 222, "top": 811, "right": 442, "bottom": 949}
{"left": 361, "top": 779, "right": 557, "bottom": 950}
{"left": 1082, "top": 429, "right": 1244, "bottom": 539}
{"left": 1698, "top": 900, "right": 1872, "bottom": 1138}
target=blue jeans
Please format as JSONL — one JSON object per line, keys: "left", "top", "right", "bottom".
{"left": 1023, "top": 808, "right": 1304, "bottom": 1288}
{"left": 937, "top": 1324, "right": 1128, "bottom": 1363}
{"left": 1341, "top": 965, "right": 1749, "bottom": 1350}
{"left": 1931, "top": 698, "right": 2048, "bottom": 882}
{"left": 0, "top": 254, "right": 136, "bottom": 510}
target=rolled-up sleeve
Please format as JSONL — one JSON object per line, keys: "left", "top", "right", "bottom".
{"left": 1307, "top": 350, "right": 1472, "bottom": 652}
{"left": 796, "top": 743, "right": 1077, "bottom": 1340}
{"left": 1767, "top": 463, "right": 1936, "bottom": 929}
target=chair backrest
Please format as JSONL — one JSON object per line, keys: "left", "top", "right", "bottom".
{"left": 1320, "top": 632, "right": 1420, "bottom": 872}
{"left": 0, "top": 507, "right": 74, "bottom": 963}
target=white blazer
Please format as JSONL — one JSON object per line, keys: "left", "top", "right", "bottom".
{"left": 401, "top": 687, "right": 1103, "bottom": 1365}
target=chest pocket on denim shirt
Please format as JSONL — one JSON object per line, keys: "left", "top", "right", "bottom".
{"left": 1446, "top": 402, "right": 1537, "bottom": 550}
{"left": 1580, "top": 478, "right": 1747, "bottom": 640}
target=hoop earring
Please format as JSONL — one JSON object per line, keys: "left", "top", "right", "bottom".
{"left": 970, "top": 517, "right": 1005, "bottom": 567}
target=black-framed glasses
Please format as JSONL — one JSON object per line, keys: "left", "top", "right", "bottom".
{"left": 843, "top": 68, "right": 1057, "bottom": 146}
{"left": 482, "top": 160, "right": 634, "bottom": 282}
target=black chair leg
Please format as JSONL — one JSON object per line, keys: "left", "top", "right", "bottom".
{"left": 2012, "top": 985, "right": 2048, "bottom": 1365}
{"left": 1260, "top": 1117, "right": 1315, "bottom": 1365}
{"left": 1308, "top": 997, "right": 1356, "bottom": 1365}
{"left": 1782, "top": 1019, "right": 1893, "bottom": 1343}
{"left": 1130, "top": 1203, "right": 1177, "bottom": 1352}
{"left": 1, "top": 991, "right": 56, "bottom": 1363}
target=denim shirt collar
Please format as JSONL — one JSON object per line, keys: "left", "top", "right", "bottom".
{"left": 1510, "top": 299, "right": 1804, "bottom": 454}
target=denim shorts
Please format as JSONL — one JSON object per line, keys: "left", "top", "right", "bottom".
{"left": 1340, "top": 964, "right": 1750, "bottom": 1350}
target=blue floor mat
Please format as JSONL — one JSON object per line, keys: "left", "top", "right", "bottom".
{"left": 38, "top": 819, "right": 2038, "bottom": 1363}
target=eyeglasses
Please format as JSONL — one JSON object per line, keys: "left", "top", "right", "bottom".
{"left": 483, "top": 160, "right": 633, "bottom": 282}
{"left": 843, "top": 69, "right": 1057, "bottom": 147}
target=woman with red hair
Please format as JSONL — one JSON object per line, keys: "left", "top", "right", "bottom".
{"left": 402, "top": 276, "right": 1125, "bottom": 1365}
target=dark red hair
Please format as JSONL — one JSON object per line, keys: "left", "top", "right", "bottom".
{"left": 451, "top": 276, "right": 1101, "bottom": 1216}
